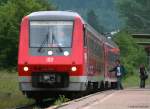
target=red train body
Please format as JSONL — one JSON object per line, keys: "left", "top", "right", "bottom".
{"left": 18, "top": 11, "right": 119, "bottom": 99}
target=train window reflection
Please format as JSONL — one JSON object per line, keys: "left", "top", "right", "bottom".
{"left": 30, "top": 21, "right": 73, "bottom": 48}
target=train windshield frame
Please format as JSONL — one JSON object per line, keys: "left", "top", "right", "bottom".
{"left": 29, "top": 21, "right": 73, "bottom": 48}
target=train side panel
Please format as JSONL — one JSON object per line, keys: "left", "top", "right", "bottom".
{"left": 83, "top": 27, "right": 105, "bottom": 89}
{"left": 104, "top": 44, "right": 119, "bottom": 88}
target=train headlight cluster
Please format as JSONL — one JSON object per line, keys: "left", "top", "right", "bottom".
{"left": 23, "top": 66, "right": 29, "bottom": 72}
{"left": 71, "top": 66, "right": 77, "bottom": 72}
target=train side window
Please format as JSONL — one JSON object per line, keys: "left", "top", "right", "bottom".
{"left": 84, "top": 28, "right": 87, "bottom": 47}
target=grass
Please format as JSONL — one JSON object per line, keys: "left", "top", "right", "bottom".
{"left": 0, "top": 70, "right": 33, "bottom": 109}
{"left": 123, "top": 72, "right": 150, "bottom": 88}
{"left": 54, "top": 95, "right": 70, "bottom": 106}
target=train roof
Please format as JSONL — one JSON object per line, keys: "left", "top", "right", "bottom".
{"left": 28, "top": 11, "right": 83, "bottom": 21}
{"left": 28, "top": 11, "right": 118, "bottom": 48}
{"left": 84, "top": 22, "right": 118, "bottom": 48}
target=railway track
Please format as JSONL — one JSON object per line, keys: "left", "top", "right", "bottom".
{"left": 15, "top": 98, "right": 55, "bottom": 109}
{"left": 15, "top": 103, "right": 36, "bottom": 109}
{"left": 15, "top": 87, "right": 113, "bottom": 109}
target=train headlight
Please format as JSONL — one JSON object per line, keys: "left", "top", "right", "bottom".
{"left": 48, "top": 51, "right": 53, "bottom": 55}
{"left": 64, "top": 51, "right": 69, "bottom": 56}
{"left": 71, "top": 66, "right": 77, "bottom": 72}
{"left": 23, "top": 66, "right": 29, "bottom": 72}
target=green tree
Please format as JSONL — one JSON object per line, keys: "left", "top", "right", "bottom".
{"left": 113, "top": 31, "right": 147, "bottom": 75}
{"left": 87, "top": 9, "right": 106, "bottom": 33}
{"left": 0, "top": 0, "right": 55, "bottom": 68}
{"left": 0, "top": 0, "right": 8, "bottom": 4}
{"left": 116, "top": 0, "right": 150, "bottom": 33}
{"left": 51, "top": 0, "right": 120, "bottom": 31}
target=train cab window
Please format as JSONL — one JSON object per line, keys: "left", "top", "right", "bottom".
{"left": 30, "top": 21, "right": 73, "bottom": 48}
{"left": 29, "top": 21, "right": 74, "bottom": 56}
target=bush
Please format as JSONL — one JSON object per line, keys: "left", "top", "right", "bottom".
{"left": 54, "top": 95, "right": 70, "bottom": 105}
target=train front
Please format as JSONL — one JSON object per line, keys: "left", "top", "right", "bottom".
{"left": 18, "top": 11, "right": 85, "bottom": 99}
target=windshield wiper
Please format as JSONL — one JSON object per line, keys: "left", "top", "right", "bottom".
{"left": 52, "top": 32, "right": 63, "bottom": 53}
{"left": 38, "top": 34, "right": 48, "bottom": 52}
{"left": 38, "top": 29, "right": 63, "bottom": 53}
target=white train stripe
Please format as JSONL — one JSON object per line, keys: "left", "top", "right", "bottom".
{"left": 18, "top": 75, "right": 104, "bottom": 82}
{"left": 18, "top": 76, "right": 31, "bottom": 82}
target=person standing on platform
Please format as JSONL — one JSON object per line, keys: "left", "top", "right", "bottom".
{"left": 139, "top": 65, "right": 148, "bottom": 88}
{"left": 110, "top": 59, "right": 126, "bottom": 90}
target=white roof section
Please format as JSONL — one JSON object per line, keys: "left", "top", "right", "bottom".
{"left": 29, "top": 11, "right": 79, "bottom": 17}
{"left": 28, "top": 11, "right": 84, "bottom": 22}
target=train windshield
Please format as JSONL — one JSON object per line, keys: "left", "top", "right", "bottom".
{"left": 30, "top": 21, "right": 73, "bottom": 48}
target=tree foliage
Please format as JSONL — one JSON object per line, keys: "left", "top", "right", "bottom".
{"left": 0, "top": 0, "right": 54, "bottom": 68}
{"left": 116, "top": 0, "right": 150, "bottom": 33}
{"left": 51, "top": 0, "right": 121, "bottom": 32}
{"left": 87, "top": 9, "right": 106, "bottom": 33}
{"left": 114, "top": 31, "right": 147, "bottom": 75}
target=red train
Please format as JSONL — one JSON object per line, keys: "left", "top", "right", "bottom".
{"left": 18, "top": 11, "right": 119, "bottom": 100}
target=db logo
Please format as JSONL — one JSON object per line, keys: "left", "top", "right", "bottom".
{"left": 47, "top": 57, "right": 54, "bottom": 62}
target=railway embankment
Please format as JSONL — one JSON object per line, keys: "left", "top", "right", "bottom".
{"left": 0, "top": 70, "right": 33, "bottom": 109}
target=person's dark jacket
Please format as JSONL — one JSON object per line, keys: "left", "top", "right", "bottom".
{"left": 109, "top": 65, "right": 126, "bottom": 77}
{"left": 139, "top": 67, "right": 147, "bottom": 80}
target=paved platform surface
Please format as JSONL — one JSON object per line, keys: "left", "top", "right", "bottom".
{"left": 48, "top": 87, "right": 150, "bottom": 109}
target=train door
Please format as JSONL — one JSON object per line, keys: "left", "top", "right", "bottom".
{"left": 83, "top": 27, "right": 88, "bottom": 76}
{"left": 104, "top": 44, "right": 109, "bottom": 81}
